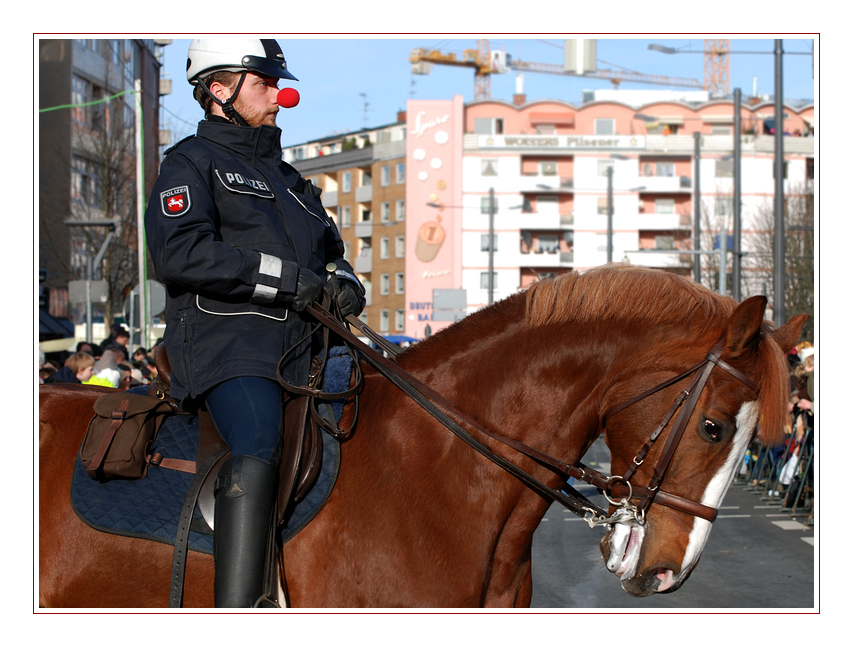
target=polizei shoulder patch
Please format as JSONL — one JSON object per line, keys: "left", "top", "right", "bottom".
{"left": 160, "top": 186, "right": 192, "bottom": 217}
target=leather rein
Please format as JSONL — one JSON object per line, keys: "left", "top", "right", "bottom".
{"left": 292, "top": 300, "right": 759, "bottom": 528}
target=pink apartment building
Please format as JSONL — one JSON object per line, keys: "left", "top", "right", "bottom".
{"left": 288, "top": 92, "right": 814, "bottom": 341}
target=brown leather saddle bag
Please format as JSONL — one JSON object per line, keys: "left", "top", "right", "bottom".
{"left": 80, "top": 392, "right": 173, "bottom": 480}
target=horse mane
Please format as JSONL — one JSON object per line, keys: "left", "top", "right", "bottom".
{"left": 524, "top": 264, "right": 731, "bottom": 330}
{"left": 406, "top": 264, "right": 792, "bottom": 445}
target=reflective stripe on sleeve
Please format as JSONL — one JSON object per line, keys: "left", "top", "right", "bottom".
{"left": 259, "top": 252, "right": 283, "bottom": 278}
{"left": 251, "top": 283, "right": 278, "bottom": 304}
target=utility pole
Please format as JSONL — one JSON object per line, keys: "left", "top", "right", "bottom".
{"left": 773, "top": 39, "right": 786, "bottom": 326}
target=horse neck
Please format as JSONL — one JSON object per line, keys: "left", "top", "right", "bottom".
{"left": 397, "top": 312, "right": 616, "bottom": 481}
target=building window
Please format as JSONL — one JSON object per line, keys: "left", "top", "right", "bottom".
{"left": 715, "top": 197, "right": 733, "bottom": 218}
{"left": 594, "top": 119, "right": 615, "bottom": 135}
{"left": 481, "top": 159, "right": 498, "bottom": 176}
{"left": 379, "top": 310, "right": 389, "bottom": 333}
{"left": 396, "top": 163, "right": 405, "bottom": 184}
{"left": 539, "top": 161, "right": 557, "bottom": 176}
{"left": 715, "top": 160, "right": 733, "bottom": 178}
{"left": 343, "top": 241, "right": 351, "bottom": 261}
{"left": 537, "top": 235, "right": 559, "bottom": 253}
{"left": 381, "top": 201, "right": 390, "bottom": 223}
{"left": 395, "top": 309, "right": 405, "bottom": 332}
{"left": 381, "top": 165, "right": 390, "bottom": 186}
{"left": 655, "top": 162, "right": 675, "bottom": 177}
{"left": 380, "top": 237, "right": 389, "bottom": 259}
{"left": 655, "top": 235, "right": 675, "bottom": 250}
{"left": 342, "top": 172, "right": 351, "bottom": 192}
{"left": 597, "top": 197, "right": 609, "bottom": 215}
{"left": 71, "top": 156, "right": 101, "bottom": 207}
{"left": 480, "top": 272, "right": 498, "bottom": 290}
{"left": 380, "top": 273, "right": 390, "bottom": 295}
{"left": 395, "top": 272, "right": 404, "bottom": 294}
{"left": 480, "top": 234, "right": 498, "bottom": 252}
{"left": 342, "top": 206, "right": 351, "bottom": 228}
{"left": 361, "top": 170, "right": 372, "bottom": 187}
{"left": 474, "top": 118, "right": 503, "bottom": 135}
{"left": 396, "top": 199, "right": 405, "bottom": 221}
{"left": 598, "top": 160, "right": 614, "bottom": 177}
{"left": 655, "top": 199, "right": 675, "bottom": 214}
{"left": 395, "top": 236, "right": 405, "bottom": 258}
{"left": 480, "top": 196, "right": 498, "bottom": 214}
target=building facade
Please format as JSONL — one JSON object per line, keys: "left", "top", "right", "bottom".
{"left": 38, "top": 38, "right": 167, "bottom": 321}
{"left": 287, "top": 117, "right": 408, "bottom": 335}
{"left": 286, "top": 91, "right": 815, "bottom": 341}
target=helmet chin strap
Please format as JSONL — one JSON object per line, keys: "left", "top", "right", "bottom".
{"left": 200, "top": 71, "right": 250, "bottom": 127}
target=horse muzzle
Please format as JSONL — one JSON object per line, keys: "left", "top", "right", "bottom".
{"left": 600, "top": 523, "right": 691, "bottom": 596}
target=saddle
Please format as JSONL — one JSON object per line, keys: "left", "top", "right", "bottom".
{"left": 147, "top": 344, "right": 326, "bottom": 529}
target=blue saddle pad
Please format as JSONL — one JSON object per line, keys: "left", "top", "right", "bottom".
{"left": 70, "top": 349, "right": 354, "bottom": 554}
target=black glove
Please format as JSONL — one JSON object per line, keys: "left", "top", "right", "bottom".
{"left": 290, "top": 269, "right": 323, "bottom": 311}
{"left": 336, "top": 280, "right": 366, "bottom": 317}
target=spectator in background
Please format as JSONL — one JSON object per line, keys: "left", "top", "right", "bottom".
{"left": 45, "top": 352, "right": 96, "bottom": 384}
{"left": 85, "top": 349, "right": 121, "bottom": 388}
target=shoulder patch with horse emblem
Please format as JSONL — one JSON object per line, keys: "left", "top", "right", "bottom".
{"left": 160, "top": 186, "right": 192, "bottom": 217}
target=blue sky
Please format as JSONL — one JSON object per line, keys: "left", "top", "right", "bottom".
{"left": 160, "top": 37, "right": 816, "bottom": 148}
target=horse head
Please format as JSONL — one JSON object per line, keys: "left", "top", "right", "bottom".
{"left": 588, "top": 279, "right": 807, "bottom": 596}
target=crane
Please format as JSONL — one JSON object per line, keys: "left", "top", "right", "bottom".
{"left": 409, "top": 39, "right": 716, "bottom": 101}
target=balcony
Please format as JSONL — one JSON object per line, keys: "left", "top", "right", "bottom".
{"left": 518, "top": 176, "right": 573, "bottom": 193}
{"left": 355, "top": 185, "right": 373, "bottom": 203}
{"left": 322, "top": 190, "right": 338, "bottom": 208}
{"left": 634, "top": 211, "right": 692, "bottom": 230}
{"left": 637, "top": 175, "right": 691, "bottom": 192}
{"left": 518, "top": 249, "right": 574, "bottom": 268}
{"left": 354, "top": 220, "right": 373, "bottom": 239}
{"left": 354, "top": 249, "right": 372, "bottom": 273}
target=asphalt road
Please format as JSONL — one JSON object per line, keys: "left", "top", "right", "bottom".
{"left": 530, "top": 438, "right": 815, "bottom": 610}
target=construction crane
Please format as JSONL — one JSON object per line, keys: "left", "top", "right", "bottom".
{"left": 409, "top": 39, "right": 719, "bottom": 101}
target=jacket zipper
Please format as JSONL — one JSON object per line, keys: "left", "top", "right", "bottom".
{"left": 287, "top": 188, "right": 330, "bottom": 226}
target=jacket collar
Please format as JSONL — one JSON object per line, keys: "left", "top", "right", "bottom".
{"left": 196, "top": 117, "right": 283, "bottom": 167}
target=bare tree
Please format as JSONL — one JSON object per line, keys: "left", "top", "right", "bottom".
{"left": 61, "top": 63, "right": 140, "bottom": 328}
{"left": 743, "top": 183, "right": 814, "bottom": 340}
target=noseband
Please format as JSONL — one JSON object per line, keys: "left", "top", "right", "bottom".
{"left": 301, "top": 302, "right": 759, "bottom": 529}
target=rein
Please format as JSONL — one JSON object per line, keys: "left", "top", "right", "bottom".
{"left": 292, "top": 300, "right": 759, "bottom": 528}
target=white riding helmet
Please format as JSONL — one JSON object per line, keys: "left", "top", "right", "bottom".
{"left": 186, "top": 38, "right": 298, "bottom": 85}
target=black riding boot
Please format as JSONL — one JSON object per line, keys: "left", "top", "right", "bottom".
{"left": 213, "top": 454, "right": 278, "bottom": 608}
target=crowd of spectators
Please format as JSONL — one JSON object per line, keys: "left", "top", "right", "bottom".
{"left": 738, "top": 340, "right": 816, "bottom": 523}
{"left": 38, "top": 323, "right": 160, "bottom": 391}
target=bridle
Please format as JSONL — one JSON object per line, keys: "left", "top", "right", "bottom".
{"left": 291, "top": 300, "right": 759, "bottom": 529}
{"left": 596, "top": 335, "right": 758, "bottom": 525}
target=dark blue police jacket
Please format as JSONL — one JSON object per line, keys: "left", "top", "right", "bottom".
{"left": 145, "top": 118, "right": 355, "bottom": 405}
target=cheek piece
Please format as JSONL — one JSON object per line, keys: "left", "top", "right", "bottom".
{"left": 277, "top": 88, "right": 300, "bottom": 108}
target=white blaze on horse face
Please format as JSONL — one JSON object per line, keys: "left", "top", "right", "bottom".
{"left": 674, "top": 401, "right": 759, "bottom": 588}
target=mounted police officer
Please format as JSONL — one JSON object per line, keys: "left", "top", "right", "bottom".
{"left": 145, "top": 38, "right": 365, "bottom": 607}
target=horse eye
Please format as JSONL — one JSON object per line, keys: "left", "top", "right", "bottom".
{"left": 702, "top": 419, "right": 723, "bottom": 442}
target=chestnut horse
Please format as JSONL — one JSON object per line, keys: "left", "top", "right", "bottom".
{"left": 39, "top": 266, "right": 806, "bottom": 607}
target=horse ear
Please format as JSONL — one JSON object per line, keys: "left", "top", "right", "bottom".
{"left": 771, "top": 314, "right": 809, "bottom": 354}
{"left": 725, "top": 296, "right": 767, "bottom": 359}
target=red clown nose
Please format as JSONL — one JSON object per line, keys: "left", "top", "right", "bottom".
{"left": 277, "top": 87, "right": 300, "bottom": 108}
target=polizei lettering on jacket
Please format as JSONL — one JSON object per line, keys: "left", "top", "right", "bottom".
{"left": 215, "top": 169, "right": 275, "bottom": 199}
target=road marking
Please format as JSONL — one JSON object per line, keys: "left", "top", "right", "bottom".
{"left": 802, "top": 537, "right": 814, "bottom": 546}
{"left": 772, "top": 520, "right": 808, "bottom": 531}
{"left": 717, "top": 514, "right": 751, "bottom": 518}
